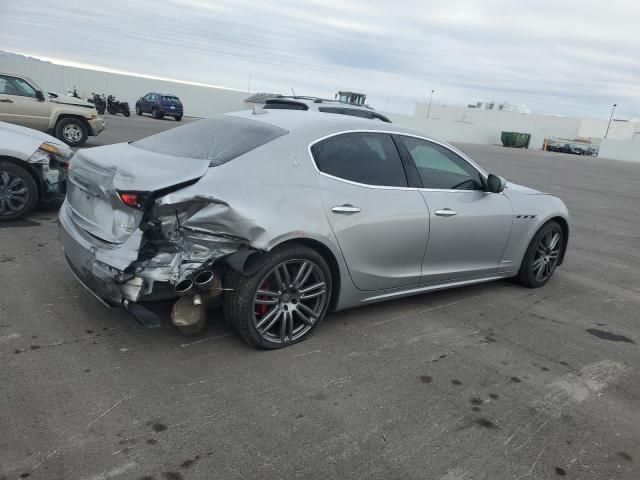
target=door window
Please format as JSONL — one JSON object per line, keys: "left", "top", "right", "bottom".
{"left": 311, "top": 132, "right": 407, "bottom": 187}
{"left": 399, "top": 136, "right": 483, "bottom": 190}
{"left": 0, "top": 75, "right": 37, "bottom": 98}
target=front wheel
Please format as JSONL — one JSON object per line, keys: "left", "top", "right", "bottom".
{"left": 516, "top": 221, "right": 564, "bottom": 288}
{"left": 55, "top": 117, "right": 88, "bottom": 147}
{"left": 0, "top": 162, "right": 38, "bottom": 221}
{"left": 175, "top": 115, "right": 182, "bottom": 121}
{"left": 135, "top": 104, "right": 142, "bottom": 115}
{"left": 123, "top": 109, "right": 130, "bottom": 117}
{"left": 224, "top": 245, "right": 332, "bottom": 349}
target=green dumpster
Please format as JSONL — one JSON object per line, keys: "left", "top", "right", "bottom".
{"left": 501, "top": 131, "right": 531, "bottom": 148}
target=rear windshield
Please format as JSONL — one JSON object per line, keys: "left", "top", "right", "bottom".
{"left": 132, "top": 116, "right": 288, "bottom": 166}
{"left": 162, "top": 96, "right": 181, "bottom": 104}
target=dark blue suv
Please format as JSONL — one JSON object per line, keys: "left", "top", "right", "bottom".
{"left": 135, "top": 92, "right": 183, "bottom": 121}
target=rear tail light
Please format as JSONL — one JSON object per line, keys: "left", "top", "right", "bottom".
{"left": 118, "top": 191, "right": 148, "bottom": 210}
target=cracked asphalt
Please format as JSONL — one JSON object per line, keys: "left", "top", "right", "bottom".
{"left": 1, "top": 115, "right": 639, "bottom": 479}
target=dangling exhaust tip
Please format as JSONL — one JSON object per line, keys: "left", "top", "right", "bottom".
{"left": 171, "top": 295, "right": 206, "bottom": 336}
{"left": 175, "top": 278, "right": 194, "bottom": 295}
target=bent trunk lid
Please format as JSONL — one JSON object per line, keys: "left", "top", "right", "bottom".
{"left": 66, "top": 142, "right": 209, "bottom": 244}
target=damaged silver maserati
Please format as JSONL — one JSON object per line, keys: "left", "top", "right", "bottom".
{"left": 59, "top": 110, "right": 569, "bottom": 349}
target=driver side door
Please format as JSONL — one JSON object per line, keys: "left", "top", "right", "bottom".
{"left": 395, "top": 135, "right": 514, "bottom": 283}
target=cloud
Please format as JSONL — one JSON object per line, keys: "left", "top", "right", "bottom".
{"left": 1, "top": 0, "right": 637, "bottom": 117}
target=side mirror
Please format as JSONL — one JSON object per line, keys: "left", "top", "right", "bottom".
{"left": 35, "top": 90, "right": 45, "bottom": 101}
{"left": 486, "top": 174, "right": 506, "bottom": 193}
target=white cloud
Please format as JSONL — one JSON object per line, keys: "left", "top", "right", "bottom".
{"left": 0, "top": 0, "right": 637, "bottom": 118}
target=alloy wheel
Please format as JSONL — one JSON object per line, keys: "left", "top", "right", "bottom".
{"left": 532, "top": 230, "right": 561, "bottom": 282}
{"left": 62, "top": 124, "right": 82, "bottom": 143}
{"left": 252, "top": 259, "right": 328, "bottom": 344}
{"left": 0, "top": 170, "right": 29, "bottom": 216}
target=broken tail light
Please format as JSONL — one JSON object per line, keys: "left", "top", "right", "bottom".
{"left": 118, "top": 191, "right": 148, "bottom": 210}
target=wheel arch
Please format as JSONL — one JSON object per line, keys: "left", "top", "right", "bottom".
{"left": 0, "top": 155, "right": 43, "bottom": 201}
{"left": 54, "top": 114, "right": 91, "bottom": 135}
{"left": 548, "top": 215, "right": 569, "bottom": 265}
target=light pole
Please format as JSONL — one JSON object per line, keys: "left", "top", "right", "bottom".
{"left": 427, "top": 89, "right": 435, "bottom": 118}
{"left": 605, "top": 103, "right": 617, "bottom": 138}
{"left": 247, "top": 75, "right": 252, "bottom": 93}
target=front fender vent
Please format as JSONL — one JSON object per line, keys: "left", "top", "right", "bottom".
{"left": 515, "top": 215, "right": 537, "bottom": 219}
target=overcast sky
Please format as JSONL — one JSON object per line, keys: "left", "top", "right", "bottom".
{"left": 1, "top": 0, "right": 638, "bottom": 118}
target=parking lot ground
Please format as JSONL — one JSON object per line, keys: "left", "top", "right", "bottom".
{"left": 1, "top": 115, "right": 639, "bottom": 480}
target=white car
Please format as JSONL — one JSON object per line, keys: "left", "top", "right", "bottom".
{"left": 0, "top": 121, "right": 73, "bottom": 220}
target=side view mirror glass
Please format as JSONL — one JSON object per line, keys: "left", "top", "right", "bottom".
{"left": 35, "top": 90, "right": 45, "bottom": 101}
{"left": 486, "top": 174, "right": 506, "bottom": 193}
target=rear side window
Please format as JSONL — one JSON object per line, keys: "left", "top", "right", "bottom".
{"left": 132, "top": 116, "right": 288, "bottom": 166}
{"left": 162, "top": 96, "right": 181, "bottom": 104}
{"left": 311, "top": 133, "right": 407, "bottom": 187}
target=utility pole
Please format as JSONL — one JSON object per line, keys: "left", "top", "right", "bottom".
{"left": 605, "top": 103, "right": 617, "bottom": 138}
{"left": 385, "top": 98, "right": 389, "bottom": 112}
{"left": 427, "top": 89, "right": 435, "bottom": 118}
{"left": 247, "top": 75, "right": 252, "bottom": 93}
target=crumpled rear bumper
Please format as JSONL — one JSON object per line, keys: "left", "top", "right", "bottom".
{"left": 58, "top": 201, "right": 139, "bottom": 305}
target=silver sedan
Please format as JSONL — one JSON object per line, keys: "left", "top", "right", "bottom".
{"left": 58, "top": 110, "right": 569, "bottom": 348}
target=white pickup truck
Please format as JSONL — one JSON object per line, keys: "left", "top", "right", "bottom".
{"left": 0, "top": 72, "right": 105, "bottom": 147}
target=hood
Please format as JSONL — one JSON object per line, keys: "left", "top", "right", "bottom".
{"left": 505, "top": 182, "right": 545, "bottom": 195}
{"left": 0, "top": 120, "right": 61, "bottom": 144}
{"left": 49, "top": 94, "right": 95, "bottom": 108}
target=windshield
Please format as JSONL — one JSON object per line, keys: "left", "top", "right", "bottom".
{"left": 132, "top": 115, "right": 288, "bottom": 166}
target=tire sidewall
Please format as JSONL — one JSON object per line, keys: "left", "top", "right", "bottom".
{"left": 518, "top": 221, "right": 563, "bottom": 288}
{"left": 227, "top": 245, "right": 332, "bottom": 349}
{"left": 0, "top": 161, "right": 38, "bottom": 221}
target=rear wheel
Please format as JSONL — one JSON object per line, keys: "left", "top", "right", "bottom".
{"left": 0, "top": 162, "right": 38, "bottom": 221}
{"left": 516, "top": 221, "right": 564, "bottom": 288}
{"left": 152, "top": 107, "right": 163, "bottom": 119}
{"left": 175, "top": 115, "right": 182, "bottom": 122}
{"left": 224, "top": 245, "right": 332, "bottom": 349}
{"left": 55, "top": 117, "right": 88, "bottom": 147}
{"left": 135, "top": 104, "right": 142, "bottom": 115}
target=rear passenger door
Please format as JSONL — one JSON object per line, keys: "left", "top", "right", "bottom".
{"left": 311, "top": 132, "right": 429, "bottom": 291}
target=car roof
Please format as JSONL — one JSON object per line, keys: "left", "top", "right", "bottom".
{"left": 225, "top": 109, "right": 423, "bottom": 138}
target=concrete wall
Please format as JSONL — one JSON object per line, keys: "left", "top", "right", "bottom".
{"left": 598, "top": 138, "right": 640, "bottom": 163}
{"left": 577, "top": 118, "right": 640, "bottom": 141}
{"left": 392, "top": 104, "right": 582, "bottom": 150}
{"left": 0, "top": 52, "right": 249, "bottom": 118}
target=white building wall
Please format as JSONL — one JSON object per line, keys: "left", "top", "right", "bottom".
{"left": 577, "top": 118, "right": 640, "bottom": 141}
{"left": 598, "top": 138, "right": 640, "bottom": 163}
{"left": 0, "top": 52, "right": 249, "bottom": 118}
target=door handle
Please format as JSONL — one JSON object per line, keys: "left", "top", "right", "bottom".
{"left": 434, "top": 208, "right": 458, "bottom": 217}
{"left": 0, "top": 98, "right": 13, "bottom": 103}
{"left": 331, "top": 204, "right": 361, "bottom": 214}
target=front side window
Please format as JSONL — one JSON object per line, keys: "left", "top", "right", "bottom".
{"left": 311, "top": 133, "right": 407, "bottom": 187}
{"left": 0, "top": 75, "right": 36, "bottom": 97}
{"left": 399, "top": 136, "right": 483, "bottom": 190}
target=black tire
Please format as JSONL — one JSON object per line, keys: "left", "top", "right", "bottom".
{"left": 0, "top": 161, "right": 38, "bottom": 221}
{"left": 107, "top": 105, "right": 116, "bottom": 115}
{"left": 152, "top": 108, "right": 163, "bottom": 119}
{"left": 224, "top": 244, "right": 332, "bottom": 349}
{"left": 97, "top": 106, "right": 105, "bottom": 115}
{"left": 175, "top": 115, "right": 182, "bottom": 122}
{"left": 135, "top": 104, "right": 142, "bottom": 116}
{"left": 55, "top": 117, "right": 88, "bottom": 147}
{"left": 123, "top": 109, "right": 130, "bottom": 117}
{"left": 516, "top": 221, "right": 564, "bottom": 288}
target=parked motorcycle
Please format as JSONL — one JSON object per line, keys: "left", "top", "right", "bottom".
{"left": 106, "top": 95, "right": 130, "bottom": 117}
{"left": 87, "top": 93, "right": 106, "bottom": 115}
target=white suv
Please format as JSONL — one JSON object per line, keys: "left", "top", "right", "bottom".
{"left": 0, "top": 72, "right": 105, "bottom": 147}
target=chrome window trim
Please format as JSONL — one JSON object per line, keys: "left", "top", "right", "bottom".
{"left": 307, "top": 129, "right": 489, "bottom": 193}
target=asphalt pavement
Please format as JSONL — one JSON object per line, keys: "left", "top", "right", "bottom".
{"left": 1, "top": 114, "right": 639, "bottom": 480}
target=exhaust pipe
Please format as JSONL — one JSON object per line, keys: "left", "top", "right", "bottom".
{"left": 175, "top": 278, "right": 194, "bottom": 296}
{"left": 194, "top": 270, "right": 215, "bottom": 290}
